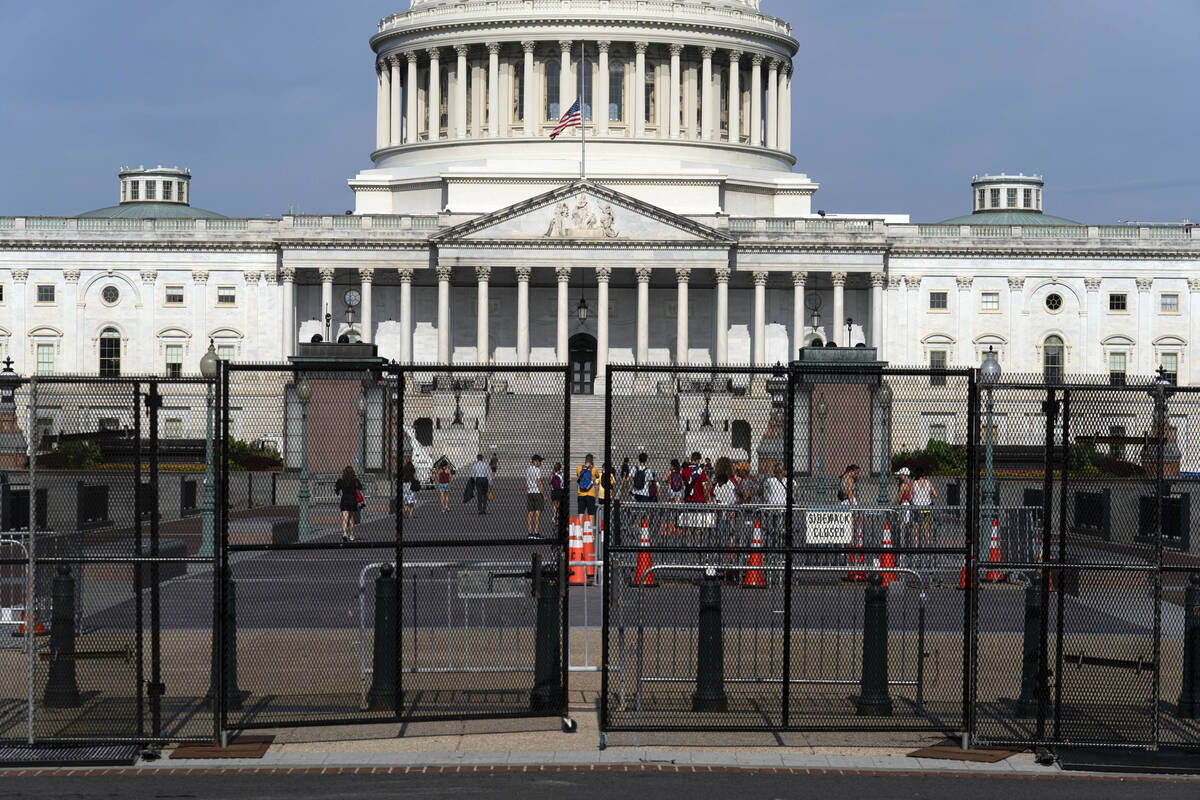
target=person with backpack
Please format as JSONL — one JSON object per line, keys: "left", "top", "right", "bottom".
{"left": 630, "top": 452, "right": 655, "bottom": 504}
{"left": 576, "top": 453, "right": 600, "bottom": 518}
{"left": 680, "top": 451, "right": 712, "bottom": 545}
{"left": 665, "top": 459, "right": 685, "bottom": 502}
{"left": 550, "top": 462, "right": 565, "bottom": 521}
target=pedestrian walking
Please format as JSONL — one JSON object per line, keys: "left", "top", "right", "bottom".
{"left": 736, "top": 464, "right": 760, "bottom": 504}
{"left": 665, "top": 459, "right": 684, "bottom": 503}
{"left": 470, "top": 454, "right": 493, "bottom": 515}
{"left": 576, "top": 453, "right": 600, "bottom": 518}
{"left": 550, "top": 462, "right": 565, "bottom": 521}
{"left": 335, "top": 465, "right": 362, "bottom": 543}
{"left": 489, "top": 452, "right": 499, "bottom": 477}
{"left": 895, "top": 466, "right": 913, "bottom": 546}
{"left": 436, "top": 461, "right": 453, "bottom": 513}
{"left": 619, "top": 457, "right": 632, "bottom": 495}
{"left": 401, "top": 454, "right": 418, "bottom": 519}
{"left": 526, "top": 454, "right": 547, "bottom": 539}
{"left": 630, "top": 452, "right": 655, "bottom": 504}
{"left": 912, "top": 469, "right": 938, "bottom": 548}
{"left": 680, "top": 451, "right": 711, "bottom": 545}
{"left": 764, "top": 465, "right": 788, "bottom": 506}
{"left": 838, "top": 464, "right": 860, "bottom": 506}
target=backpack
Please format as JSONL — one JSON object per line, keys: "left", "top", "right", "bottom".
{"left": 669, "top": 470, "right": 684, "bottom": 492}
{"left": 578, "top": 467, "right": 594, "bottom": 492}
{"left": 632, "top": 466, "right": 647, "bottom": 492}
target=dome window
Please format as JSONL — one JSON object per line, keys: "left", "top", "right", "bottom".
{"left": 101, "top": 285, "right": 120, "bottom": 305}
{"left": 1045, "top": 293, "right": 1063, "bottom": 312}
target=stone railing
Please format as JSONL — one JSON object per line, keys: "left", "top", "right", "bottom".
{"left": 727, "top": 217, "right": 885, "bottom": 234}
{"left": 891, "top": 223, "right": 1197, "bottom": 241}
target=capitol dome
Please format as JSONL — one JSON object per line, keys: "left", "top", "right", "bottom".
{"left": 77, "top": 165, "right": 226, "bottom": 219}
{"left": 351, "top": 0, "right": 813, "bottom": 217}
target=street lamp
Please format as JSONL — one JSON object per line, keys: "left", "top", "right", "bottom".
{"left": 198, "top": 341, "right": 218, "bottom": 558}
{"left": 356, "top": 388, "right": 367, "bottom": 519}
{"left": 846, "top": 318, "right": 854, "bottom": 348}
{"left": 1149, "top": 365, "right": 1175, "bottom": 542}
{"left": 699, "top": 380, "right": 713, "bottom": 428}
{"left": 450, "top": 379, "right": 464, "bottom": 426}
{"left": 815, "top": 393, "right": 828, "bottom": 504}
{"left": 980, "top": 347, "right": 1001, "bottom": 509}
{"left": 876, "top": 382, "right": 893, "bottom": 505}
{"left": 295, "top": 373, "right": 313, "bottom": 539}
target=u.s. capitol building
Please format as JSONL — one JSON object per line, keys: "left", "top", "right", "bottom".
{"left": 1, "top": 0, "right": 1196, "bottom": 397}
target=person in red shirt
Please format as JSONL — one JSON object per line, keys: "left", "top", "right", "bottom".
{"left": 680, "top": 451, "right": 710, "bottom": 545}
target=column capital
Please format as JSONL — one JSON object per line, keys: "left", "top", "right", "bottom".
{"left": 279, "top": 266, "right": 296, "bottom": 283}
{"left": 1189, "top": 277, "right": 1200, "bottom": 293}
{"left": 555, "top": 265, "right": 573, "bottom": 282}
{"left": 714, "top": 267, "right": 731, "bottom": 284}
{"left": 752, "top": 270, "right": 769, "bottom": 286}
{"left": 515, "top": 266, "right": 533, "bottom": 281}
{"left": 387, "top": 54, "right": 401, "bottom": 68}
{"left": 700, "top": 46, "right": 715, "bottom": 59}
{"left": 64, "top": 268, "right": 82, "bottom": 284}
{"left": 486, "top": 41, "right": 501, "bottom": 55}
{"left": 262, "top": 271, "right": 279, "bottom": 285}
{"left": 904, "top": 274, "right": 922, "bottom": 290}
{"left": 244, "top": 270, "right": 261, "bottom": 284}
{"left": 634, "top": 41, "right": 648, "bottom": 55}
{"left": 669, "top": 43, "right": 683, "bottom": 56}
{"left": 318, "top": 267, "right": 337, "bottom": 282}
{"left": 1007, "top": 276, "right": 1024, "bottom": 291}
{"left": 955, "top": 275, "right": 973, "bottom": 291}
{"left": 750, "top": 52, "right": 763, "bottom": 66}
{"left": 728, "top": 49, "right": 743, "bottom": 63}
{"left": 887, "top": 275, "right": 902, "bottom": 290}
{"left": 594, "top": 266, "right": 612, "bottom": 282}
{"left": 1136, "top": 277, "right": 1153, "bottom": 292}
{"left": 791, "top": 270, "right": 807, "bottom": 287}
{"left": 869, "top": 272, "right": 886, "bottom": 288}
{"left": 192, "top": 269, "right": 209, "bottom": 284}
{"left": 426, "top": 46, "right": 441, "bottom": 59}
{"left": 11, "top": 268, "right": 28, "bottom": 282}
{"left": 405, "top": 49, "right": 419, "bottom": 64}
{"left": 475, "top": 265, "right": 492, "bottom": 282}
{"left": 596, "top": 40, "right": 610, "bottom": 53}
{"left": 675, "top": 266, "right": 692, "bottom": 283}
{"left": 635, "top": 266, "right": 653, "bottom": 283}
{"left": 521, "top": 40, "right": 537, "bottom": 54}
{"left": 829, "top": 271, "right": 847, "bottom": 287}
{"left": 1084, "top": 277, "right": 1102, "bottom": 291}
{"left": 359, "top": 267, "right": 376, "bottom": 282}
{"left": 455, "top": 44, "right": 470, "bottom": 58}
{"left": 768, "top": 57, "right": 782, "bottom": 72}
{"left": 558, "top": 39, "right": 573, "bottom": 52}
{"left": 397, "top": 268, "right": 415, "bottom": 283}
{"left": 377, "top": 59, "right": 388, "bottom": 74}
{"left": 435, "top": 265, "right": 453, "bottom": 282}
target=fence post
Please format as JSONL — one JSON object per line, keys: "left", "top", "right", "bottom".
{"left": 1178, "top": 572, "right": 1200, "bottom": 718}
{"left": 367, "top": 564, "right": 398, "bottom": 711}
{"left": 206, "top": 566, "right": 243, "bottom": 710}
{"left": 531, "top": 556, "right": 565, "bottom": 713}
{"left": 1017, "top": 571, "right": 1043, "bottom": 717}
{"left": 856, "top": 572, "right": 893, "bottom": 716}
{"left": 42, "top": 565, "right": 80, "bottom": 708}
{"left": 692, "top": 567, "right": 728, "bottom": 712}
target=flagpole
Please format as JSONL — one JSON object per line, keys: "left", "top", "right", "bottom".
{"left": 579, "top": 39, "right": 586, "bottom": 179}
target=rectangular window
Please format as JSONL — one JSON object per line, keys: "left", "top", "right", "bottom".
{"left": 929, "top": 350, "right": 947, "bottom": 386}
{"left": 990, "top": 188, "right": 1000, "bottom": 208}
{"left": 216, "top": 286, "right": 236, "bottom": 305}
{"left": 121, "top": 182, "right": 126, "bottom": 202}
{"left": 165, "top": 344, "right": 183, "bottom": 378}
{"left": 928, "top": 423, "right": 947, "bottom": 442}
{"left": 1108, "top": 293, "right": 1127, "bottom": 312}
{"left": 35, "top": 417, "right": 54, "bottom": 442}
{"left": 1109, "top": 352, "right": 1126, "bottom": 385}
{"left": 165, "top": 285, "right": 184, "bottom": 305}
{"left": 1023, "top": 188, "right": 1032, "bottom": 208}
{"left": 177, "top": 181, "right": 185, "bottom": 202}
{"left": 977, "top": 188, "right": 985, "bottom": 210}
{"left": 36, "top": 344, "right": 53, "bottom": 375}
{"left": 217, "top": 344, "right": 236, "bottom": 361}
{"left": 162, "top": 181, "right": 172, "bottom": 201}
{"left": 97, "top": 417, "right": 120, "bottom": 432}
{"left": 164, "top": 418, "right": 183, "bottom": 439}
{"left": 145, "top": 180, "right": 156, "bottom": 200}
{"left": 130, "top": 181, "right": 139, "bottom": 200}
{"left": 1161, "top": 352, "right": 1178, "bottom": 384}
{"left": 929, "top": 291, "right": 948, "bottom": 310}
{"left": 980, "top": 291, "right": 999, "bottom": 311}
{"left": 36, "top": 285, "right": 55, "bottom": 303}
{"left": 1161, "top": 293, "right": 1179, "bottom": 313}
{"left": 1007, "top": 187, "right": 1017, "bottom": 207}
{"left": 0, "top": 284, "right": 4, "bottom": 302}
{"left": 1036, "top": 189, "right": 1042, "bottom": 208}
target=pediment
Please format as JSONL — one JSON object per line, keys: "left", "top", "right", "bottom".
{"left": 431, "top": 180, "right": 732, "bottom": 245}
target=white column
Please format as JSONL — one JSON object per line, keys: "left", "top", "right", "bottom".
{"left": 1084, "top": 278, "right": 1101, "bottom": 373}
{"left": 319, "top": 267, "right": 335, "bottom": 341}
{"left": 556, "top": 266, "right": 571, "bottom": 363}
{"left": 792, "top": 271, "right": 807, "bottom": 358}
{"left": 359, "top": 268, "right": 374, "bottom": 343}
{"left": 700, "top": 47, "right": 713, "bottom": 141}
{"left": 715, "top": 267, "right": 730, "bottom": 364}
{"left": 1137, "top": 277, "right": 1154, "bottom": 374}
{"left": 634, "top": 41, "right": 647, "bottom": 138}
{"left": 1006, "top": 276, "right": 1023, "bottom": 371}
{"left": 753, "top": 271, "right": 767, "bottom": 365}
{"left": 676, "top": 267, "right": 690, "bottom": 364}
{"left": 956, "top": 276, "right": 972, "bottom": 365}
{"left": 870, "top": 272, "right": 884, "bottom": 352}
{"left": 376, "top": 60, "right": 387, "bottom": 150}
{"left": 427, "top": 47, "right": 441, "bottom": 141}
{"left": 781, "top": 65, "right": 791, "bottom": 152}
{"left": 749, "top": 54, "right": 762, "bottom": 146}
{"left": 885, "top": 276, "right": 902, "bottom": 362}
{"left": 454, "top": 45, "right": 468, "bottom": 139}
{"left": 906, "top": 275, "right": 922, "bottom": 364}
{"left": 515, "top": 266, "right": 531, "bottom": 363}
{"left": 522, "top": 41, "right": 536, "bottom": 136}
{"left": 668, "top": 44, "right": 682, "bottom": 139}
{"left": 405, "top": 52, "right": 419, "bottom": 144}
{"left": 1190, "top": 278, "right": 1200, "bottom": 384}
{"left": 597, "top": 41, "right": 610, "bottom": 136}
{"left": 636, "top": 267, "right": 652, "bottom": 363}
{"left": 473, "top": 265, "right": 490, "bottom": 363}
{"left": 398, "top": 268, "right": 413, "bottom": 363}
{"left": 281, "top": 267, "right": 295, "bottom": 357}
{"left": 596, "top": 267, "right": 611, "bottom": 381}
{"left": 487, "top": 42, "right": 500, "bottom": 138}
{"left": 389, "top": 56, "right": 402, "bottom": 146}
{"left": 766, "top": 58, "right": 779, "bottom": 149}
{"left": 727, "top": 50, "right": 741, "bottom": 143}
{"left": 831, "top": 271, "right": 846, "bottom": 347}
{"left": 558, "top": 40, "right": 571, "bottom": 121}
{"left": 436, "top": 265, "right": 451, "bottom": 363}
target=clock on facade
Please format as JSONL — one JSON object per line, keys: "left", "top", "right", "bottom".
{"left": 344, "top": 289, "right": 361, "bottom": 308}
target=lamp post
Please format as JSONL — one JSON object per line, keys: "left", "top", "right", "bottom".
{"left": 1149, "top": 365, "right": 1174, "bottom": 542}
{"left": 980, "top": 347, "right": 1001, "bottom": 509}
{"left": 816, "top": 393, "right": 828, "bottom": 504}
{"left": 876, "top": 382, "right": 892, "bottom": 505}
{"left": 295, "top": 374, "right": 313, "bottom": 539}
{"left": 198, "top": 341, "right": 218, "bottom": 558}
{"left": 846, "top": 317, "right": 854, "bottom": 348}
{"left": 700, "top": 381, "right": 713, "bottom": 428}
{"left": 450, "top": 379, "right": 464, "bottom": 426}
{"left": 766, "top": 372, "right": 788, "bottom": 474}
{"left": 356, "top": 388, "right": 367, "bottom": 519}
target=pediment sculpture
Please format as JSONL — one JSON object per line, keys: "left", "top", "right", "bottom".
{"left": 544, "top": 195, "right": 619, "bottom": 239}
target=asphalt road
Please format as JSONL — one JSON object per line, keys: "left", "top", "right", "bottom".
{"left": 1, "top": 770, "right": 1198, "bottom": 800}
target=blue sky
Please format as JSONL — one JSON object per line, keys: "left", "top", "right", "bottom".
{"left": 1, "top": 1, "right": 1196, "bottom": 222}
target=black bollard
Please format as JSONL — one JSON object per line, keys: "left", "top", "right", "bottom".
{"left": 692, "top": 568, "right": 728, "bottom": 712}
{"left": 43, "top": 565, "right": 81, "bottom": 708}
{"left": 1178, "top": 572, "right": 1200, "bottom": 719}
{"left": 530, "top": 558, "right": 565, "bottom": 713}
{"left": 207, "top": 566, "right": 244, "bottom": 711}
{"left": 856, "top": 572, "right": 893, "bottom": 716}
{"left": 1016, "top": 572, "right": 1043, "bottom": 718}
{"left": 367, "top": 564, "right": 399, "bottom": 711}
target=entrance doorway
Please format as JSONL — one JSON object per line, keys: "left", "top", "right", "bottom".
{"left": 569, "top": 333, "right": 597, "bottom": 394}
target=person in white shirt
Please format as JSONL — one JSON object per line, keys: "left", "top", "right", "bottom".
{"left": 630, "top": 452, "right": 655, "bottom": 504}
{"left": 469, "top": 454, "right": 493, "bottom": 515}
{"left": 526, "top": 455, "right": 547, "bottom": 538}
{"left": 764, "top": 465, "right": 788, "bottom": 506}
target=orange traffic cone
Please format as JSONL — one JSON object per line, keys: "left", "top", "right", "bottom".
{"left": 743, "top": 519, "right": 766, "bottom": 587}
{"left": 959, "top": 561, "right": 975, "bottom": 590}
{"left": 568, "top": 516, "right": 586, "bottom": 585}
{"left": 880, "top": 522, "right": 896, "bottom": 588}
{"left": 984, "top": 519, "right": 1005, "bottom": 582}
{"left": 15, "top": 610, "right": 45, "bottom": 636}
{"left": 845, "top": 528, "right": 866, "bottom": 581}
{"left": 582, "top": 514, "right": 597, "bottom": 582}
{"left": 634, "top": 517, "right": 655, "bottom": 586}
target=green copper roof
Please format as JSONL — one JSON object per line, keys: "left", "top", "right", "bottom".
{"left": 937, "top": 210, "right": 1080, "bottom": 226}
{"left": 76, "top": 202, "right": 226, "bottom": 220}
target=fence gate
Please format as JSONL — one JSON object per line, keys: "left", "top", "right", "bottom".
{"left": 216, "top": 363, "right": 570, "bottom": 732}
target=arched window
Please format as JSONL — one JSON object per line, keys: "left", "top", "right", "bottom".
{"left": 99, "top": 327, "right": 121, "bottom": 377}
{"left": 1043, "top": 335, "right": 1064, "bottom": 383}
{"left": 545, "top": 59, "right": 560, "bottom": 121}
{"left": 609, "top": 61, "right": 624, "bottom": 122}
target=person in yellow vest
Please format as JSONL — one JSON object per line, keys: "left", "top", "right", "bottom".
{"left": 576, "top": 453, "right": 600, "bottom": 518}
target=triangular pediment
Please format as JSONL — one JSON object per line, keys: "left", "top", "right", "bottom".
{"left": 431, "top": 180, "right": 733, "bottom": 245}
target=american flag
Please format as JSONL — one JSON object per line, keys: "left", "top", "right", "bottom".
{"left": 549, "top": 99, "right": 581, "bottom": 139}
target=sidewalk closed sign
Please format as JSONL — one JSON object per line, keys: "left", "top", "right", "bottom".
{"left": 805, "top": 510, "right": 854, "bottom": 545}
